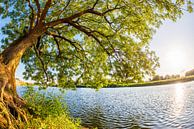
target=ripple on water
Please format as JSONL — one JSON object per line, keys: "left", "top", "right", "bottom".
{"left": 17, "top": 81, "right": 194, "bottom": 129}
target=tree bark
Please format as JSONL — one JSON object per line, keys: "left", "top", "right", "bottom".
{"left": 0, "top": 27, "right": 44, "bottom": 128}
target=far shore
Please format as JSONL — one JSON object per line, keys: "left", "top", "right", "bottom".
{"left": 105, "top": 75, "right": 194, "bottom": 88}
{"left": 77, "top": 75, "right": 194, "bottom": 88}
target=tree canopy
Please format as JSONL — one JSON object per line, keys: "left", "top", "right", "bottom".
{"left": 0, "top": 0, "right": 193, "bottom": 88}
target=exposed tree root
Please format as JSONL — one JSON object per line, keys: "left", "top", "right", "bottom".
{"left": 0, "top": 92, "right": 28, "bottom": 129}
{"left": 0, "top": 62, "right": 29, "bottom": 129}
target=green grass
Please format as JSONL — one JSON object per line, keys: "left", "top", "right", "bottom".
{"left": 23, "top": 87, "right": 81, "bottom": 129}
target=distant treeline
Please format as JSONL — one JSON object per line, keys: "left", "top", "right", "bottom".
{"left": 152, "top": 68, "right": 194, "bottom": 81}
{"left": 152, "top": 74, "right": 180, "bottom": 81}
{"left": 185, "top": 69, "right": 194, "bottom": 77}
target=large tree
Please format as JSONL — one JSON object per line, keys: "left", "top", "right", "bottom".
{"left": 0, "top": 0, "right": 193, "bottom": 128}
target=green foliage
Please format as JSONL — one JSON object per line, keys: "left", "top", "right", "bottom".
{"left": 23, "top": 87, "right": 81, "bottom": 129}
{"left": 23, "top": 87, "right": 65, "bottom": 117}
{"left": 0, "top": 0, "right": 193, "bottom": 88}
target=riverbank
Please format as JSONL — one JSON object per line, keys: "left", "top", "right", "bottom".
{"left": 107, "top": 75, "right": 194, "bottom": 88}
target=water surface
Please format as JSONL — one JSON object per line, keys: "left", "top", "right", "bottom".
{"left": 17, "top": 81, "right": 194, "bottom": 129}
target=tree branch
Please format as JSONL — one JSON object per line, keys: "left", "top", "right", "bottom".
{"left": 78, "top": 24, "right": 113, "bottom": 38}
{"left": 46, "top": 31, "right": 88, "bottom": 61}
{"left": 39, "top": 0, "right": 52, "bottom": 23}
{"left": 64, "top": 0, "right": 71, "bottom": 10}
{"left": 46, "top": 31, "right": 81, "bottom": 51}
{"left": 56, "top": 0, "right": 71, "bottom": 18}
{"left": 53, "top": 36, "right": 62, "bottom": 57}
{"left": 46, "top": 9, "right": 91, "bottom": 27}
{"left": 92, "top": 0, "right": 99, "bottom": 9}
{"left": 68, "top": 21, "right": 111, "bottom": 56}
{"left": 33, "top": 46, "right": 49, "bottom": 84}
{"left": 27, "top": 0, "right": 35, "bottom": 30}
{"left": 36, "top": 36, "right": 42, "bottom": 49}
{"left": 35, "top": 0, "right": 41, "bottom": 22}
{"left": 46, "top": 6, "right": 122, "bottom": 28}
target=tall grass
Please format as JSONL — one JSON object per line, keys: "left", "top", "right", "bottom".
{"left": 23, "top": 87, "right": 81, "bottom": 129}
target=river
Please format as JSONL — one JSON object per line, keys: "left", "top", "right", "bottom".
{"left": 17, "top": 81, "right": 194, "bottom": 129}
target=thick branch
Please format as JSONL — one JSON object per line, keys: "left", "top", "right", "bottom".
{"left": 46, "top": 6, "right": 122, "bottom": 28}
{"left": 46, "top": 9, "right": 91, "bottom": 27}
{"left": 0, "top": 26, "right": 45, "bottom": 67}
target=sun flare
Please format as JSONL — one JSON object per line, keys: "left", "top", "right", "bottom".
{"left": 165, "top": 47, "right": 189, "bottom": 74}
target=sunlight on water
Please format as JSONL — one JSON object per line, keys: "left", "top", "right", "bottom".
{"left": 173, "top": 83, "right": 185, "bottom": 117}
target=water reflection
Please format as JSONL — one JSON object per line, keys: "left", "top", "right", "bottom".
{"left": 173, "top": 83, "right": 185, "bottom": 117}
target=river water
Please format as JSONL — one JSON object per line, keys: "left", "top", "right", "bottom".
{"left": 17, "top": 81, "right": 194, "bottom": 129}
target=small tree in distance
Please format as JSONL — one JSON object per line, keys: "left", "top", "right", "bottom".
{"left": 0, "top": 0, "right": 193, "bottom": 128}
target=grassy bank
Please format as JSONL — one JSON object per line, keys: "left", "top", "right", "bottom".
{"left": 22, "top": 87, "right": 81, "bottom": 129}
{"left": 107, "top": 75, "right": 194, "bottom": 88}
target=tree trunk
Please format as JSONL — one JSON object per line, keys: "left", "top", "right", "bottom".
{"left": 0, "top": 28, "right": 44, "bottom": 128}
{"left": 0, "top": 62, "right": 28, "bottom": 129}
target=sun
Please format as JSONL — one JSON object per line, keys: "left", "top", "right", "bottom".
{"left": 165, "top": 47, "right": 189, "bottom": 74}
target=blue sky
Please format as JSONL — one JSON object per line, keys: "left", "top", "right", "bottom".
{"left": 0, "top": 11, "right": 194, "bottom": 80}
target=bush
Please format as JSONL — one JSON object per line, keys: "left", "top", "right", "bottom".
{"left": 23, "top": 87, "right": 81, "bottom": 129}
